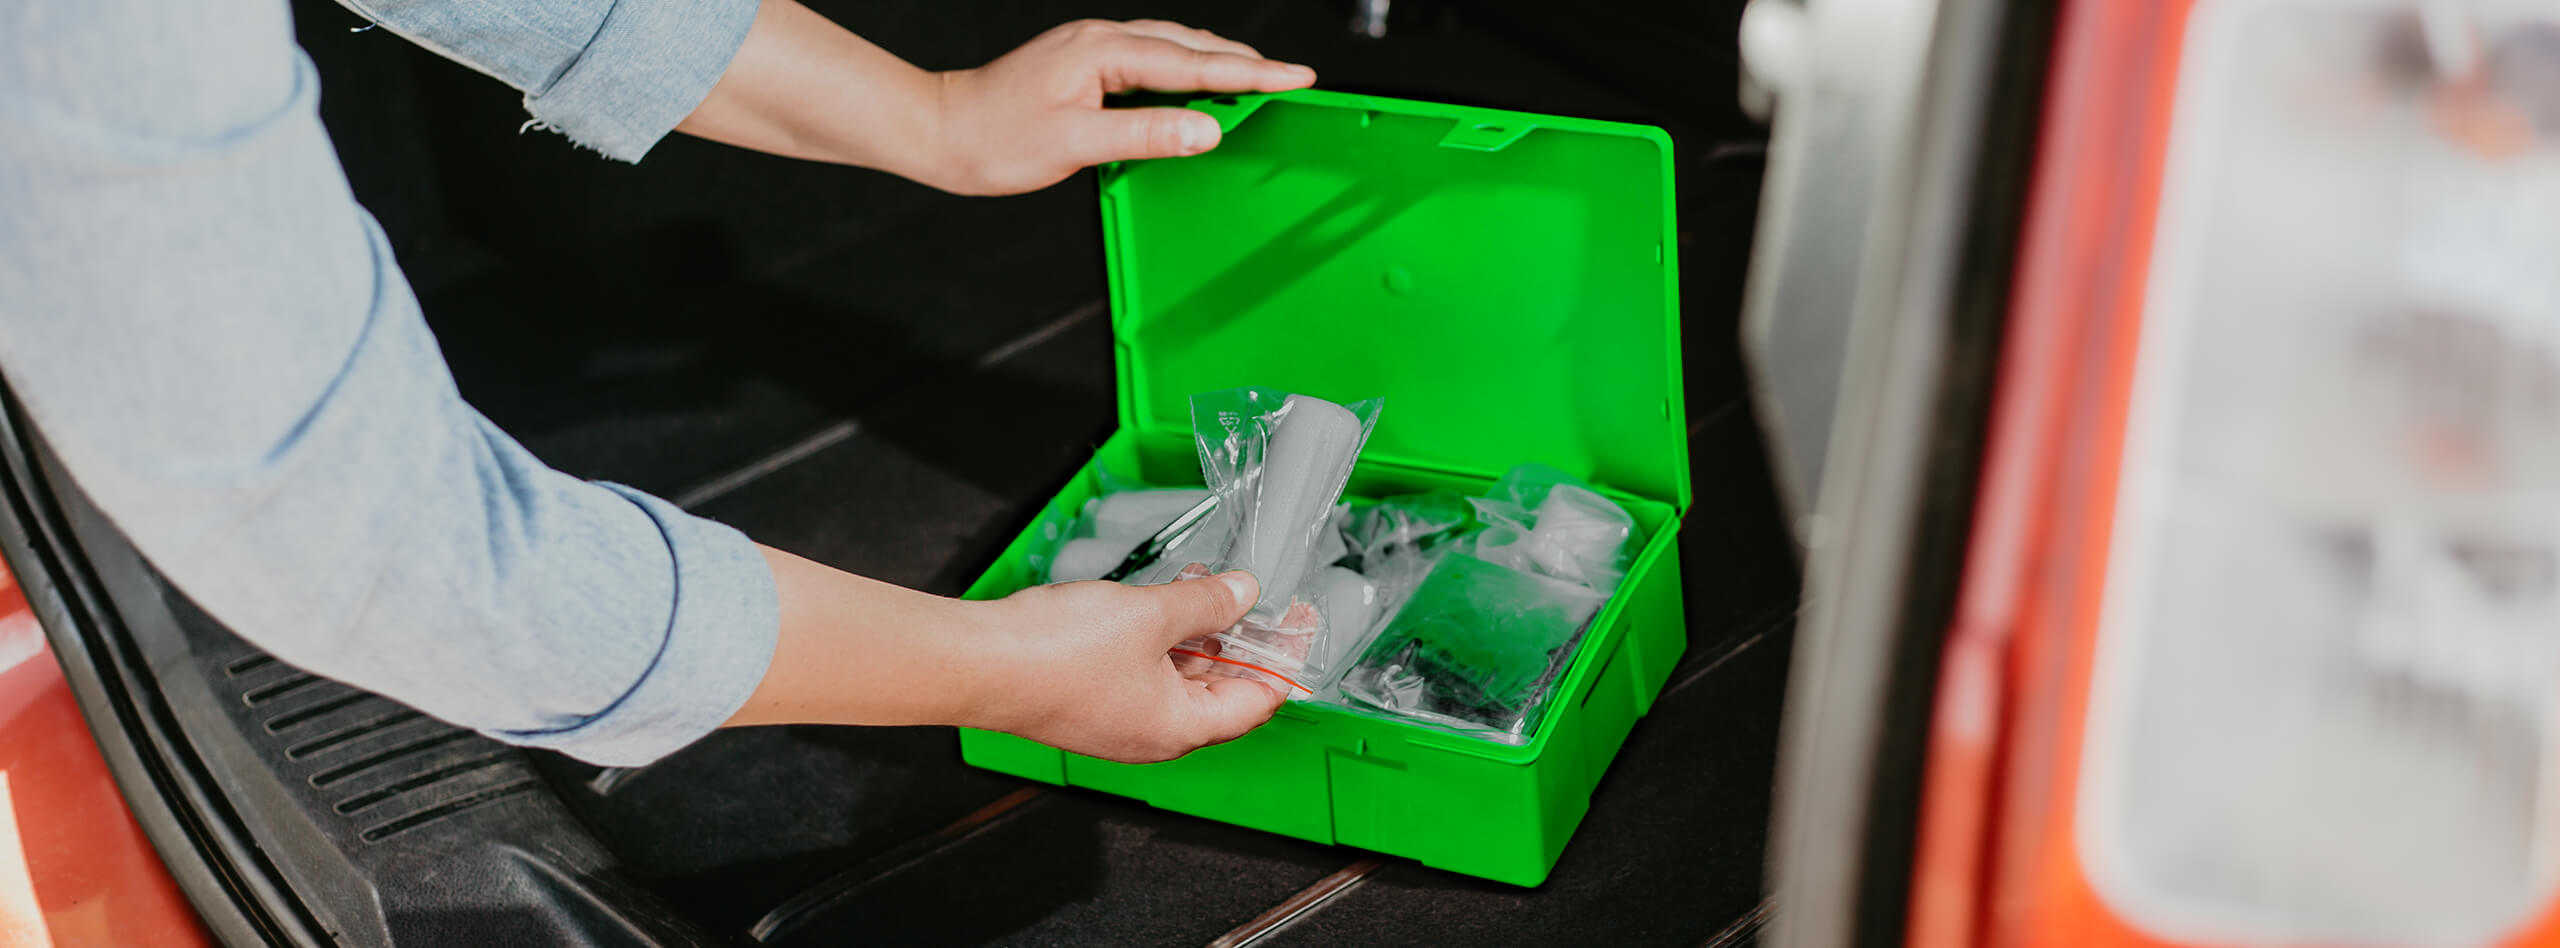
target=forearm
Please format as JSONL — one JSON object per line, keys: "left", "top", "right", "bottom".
{"left": 677, "top": 9, "right": 1316, "bottom": 195}
{"left": 723, "top": 544, "right": 1007, "bottom": 730}
{"left": 724, "top": 544, "right": 1282, "bottom": 764}
{"left": 674, "top": 0, "right": 946, "bottom": 178}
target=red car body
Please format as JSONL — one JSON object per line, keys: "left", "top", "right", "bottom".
{"left": 0, "top": 563, "right": 206, "bottom": 946}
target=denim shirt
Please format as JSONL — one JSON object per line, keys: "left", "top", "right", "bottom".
{"left": 0, "top": 0, "right": 776, "bottom": 766}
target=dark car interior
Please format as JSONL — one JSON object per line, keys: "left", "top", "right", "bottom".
{"left": 3, "top": 0, "right": 1802, "bottom": 944}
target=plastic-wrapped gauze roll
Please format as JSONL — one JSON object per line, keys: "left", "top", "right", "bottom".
{"left": 1172, "top": 388, "right": 1382, "bottom": 698}
{"left": 1087, "top": 487, "right": 1215, "bottom": 541}
{"left": 1308, "top": 565, "right": 1379, "bottom": 679}
{"left": 1465, "top": 465, "right": 1639, "bottom": 592}
{"left": 1230, "top": 394, "right": 1368, "bottom": 622}
{"left": 1527, "top": 484, "right": 1634, "bottom": 590}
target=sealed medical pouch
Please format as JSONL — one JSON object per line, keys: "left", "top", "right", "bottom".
{"left": 1166, "top": 388, "right": 1381, "bottom": 697}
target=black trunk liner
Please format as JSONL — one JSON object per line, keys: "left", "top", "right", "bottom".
{"left": 755, "top": 789, "right": 1351, "bottom": 948}
{"left": 1255, "top": 626, "right": 1790, "bottom": 948}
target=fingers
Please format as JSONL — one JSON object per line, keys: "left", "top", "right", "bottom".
{"left": 1185, "top": 675, "right": 1287, "bottom": 746}
{"left": 1114, "top": 19, "right": 1264, "bottom": 59}
{"left": 1071, "top": 106, "right": 1223, "bottom": 165}
{"left": 1098, "top": 35, "right": 1316, "bottom": 96}
{"left": 1141, "top": 566, "right": 1257, "bottom": 645}
{"left": 1038, "top": 20, "right": 1316, "bottom": 167}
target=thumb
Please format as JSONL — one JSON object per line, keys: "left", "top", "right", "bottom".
{"left": 1076, "top": 107, "right": 1221, "bottom": 165}
{"left": 1144, "top": 567, "right": 1257, "bottom": 646}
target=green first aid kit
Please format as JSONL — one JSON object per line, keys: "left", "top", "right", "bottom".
{"left": 958, "top": 88, "right": 1687, "bottom": 886}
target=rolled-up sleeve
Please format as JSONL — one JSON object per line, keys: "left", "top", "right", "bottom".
{"left": 0, "top": 0, "right": 779, "bottom": 765}
{"left": 486, "top": 484, "right": 781, "bottom": 762}
{"left": 335, "top": 0, "right": 758, "bottom": 161}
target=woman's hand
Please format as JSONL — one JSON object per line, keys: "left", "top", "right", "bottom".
{"left": 727, "top": 545, "right": 1283, "bottom": 764}
{"left": 677, "top": 2, "right": 1316, "bottom": 195}
{"left": 967, "top": 569, "right": 1285, "bottom": 762}
{"left": 925, "top": 19, "right": 1315, "bottom": 195}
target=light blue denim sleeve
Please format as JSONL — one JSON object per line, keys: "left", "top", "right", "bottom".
{"left": 333, "top": 0, "right": 758, "bottom": 160}
{"left": 0, "top": 0, "right": 779, "bottom": 766}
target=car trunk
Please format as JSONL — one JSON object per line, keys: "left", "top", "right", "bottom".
{"left": 17, "top": 1, "right": 1803, "bottom": 944}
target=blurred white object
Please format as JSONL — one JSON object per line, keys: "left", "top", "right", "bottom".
{"left": 1351, "top": 0, "right": 1388, "bottom": 39}
{"left": 1737, "top": 0, "right": 1810, "bottom": 122}
{"left": 2078, "top": 1, "right": 2560, "bottom": 945}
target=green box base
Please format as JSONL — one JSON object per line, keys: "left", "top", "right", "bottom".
{"left": 958, "top": 431, "right": 1687, "bottom": 886}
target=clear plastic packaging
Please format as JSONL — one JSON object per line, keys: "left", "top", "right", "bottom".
{"left": 1316, "top": 506, "right": 1352, "bottom": 568}
{"left": 1330, "top": 465, "right": 1640, "bottom": 742}
{"left": 1041, "top": 487, "right": 1218, "bottom": 584}
{"left": 1335, "top": 553, "right": 1608, "bottom": 742}
{"left": 1340, "top": 489, "right": 1475, "bottom": 573}
{"left": 1087, "top": 487, "right": 1213, "bottom": 541}
{"left": 1463, "top": 464, "right": 1637, "bottom": 590}
{"left": 1048, "top": 536, "right": 1137, "bottom": 584}
{"left": 1318, "top": 489, "right": 1476, "bottom": 668}
{"left": 1168, "top": 389, "right": 1383, "bottom": 697}
{"left": 1121, "top": 506, "right": 1230, "bottom": 586}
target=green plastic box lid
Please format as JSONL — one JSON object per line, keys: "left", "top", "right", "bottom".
{"left": 1100, "top": 89, "right": 1689, "bottom": 510}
